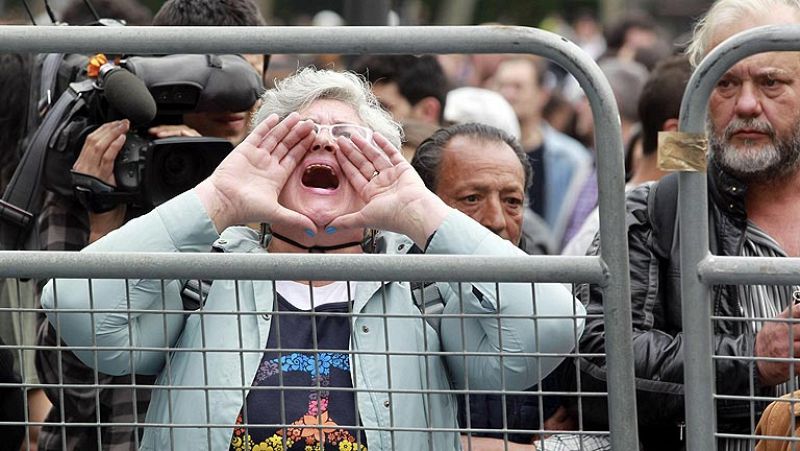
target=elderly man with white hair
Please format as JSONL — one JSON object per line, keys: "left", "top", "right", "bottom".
{"left": 579, "top": 1, "right": 800, "bottom": 450}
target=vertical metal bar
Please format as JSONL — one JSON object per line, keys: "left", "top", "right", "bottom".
{"left": 345, "top": 282, "right": 365, "bottom": 449}
{"left": 17, "top": 280, "right": 32, "bottom": 451}
{"left": 197, "top": 281, "right": 212, "bottom": 451}
{"left": 585, "top": 61, "right": 639, "bottom": 451}
{"left": 124, "top": 279, "right": 142, "bottom": 450}
{"left": 494, "top": 283, "right": 509, "bottom": 449}
{"left": 159, "top": 280, "right": 176, "bottom": 450}
{"left": 417, "top": 282, "right": 434, "bottom": 447}
{"left": 307, "top": 283, "right": 324, "bottom": 445}
{"left": 678, "top": 171, "right": 716, "bottom": 451}
{"left": 233, "top": 281, "right": 250, "bottom": 450}
{"left": 531, "top": 283, "right": 544, "bottom": 446}
{"left": 87, "top": 280, "right": 103, "bottom": 450}
{"left": 51, "top": 280, "right": 68, "bottom": 451}
{"left": 379, "top": 283, "right": 397, "bottom": 449}
{"left": 273, "top": 281, "right": 287, "bottom": 446}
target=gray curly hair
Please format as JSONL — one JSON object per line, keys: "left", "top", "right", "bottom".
{"left": 686, "top": 0, "right": 800, "bottom": 67}
{"left": 251, "top": 67, "right": 403, "bottom": 148}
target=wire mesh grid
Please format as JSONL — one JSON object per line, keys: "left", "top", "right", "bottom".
{"left": 709, "top": 307, "right": 800, "bottom": 450}
{"left": 0, "top": 273, "right": 610, "bottom": 451}
{"left": 0, "top": 23, "right": 635, "bottom": 451}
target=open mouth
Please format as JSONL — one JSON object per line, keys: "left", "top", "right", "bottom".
{"left": 301, "top": 164, "right": 339, "bottom": 190}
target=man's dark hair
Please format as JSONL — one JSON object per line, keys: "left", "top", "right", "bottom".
{"left": 638, "top": 55, "right": 692, "bottom": 156}
{"left": 153, "top": 0, "right": 266, "bottom": 26}
{"left": 351, "top": 55, "right": 449, "bottom": 122}
{"left": 411, "top": 122, "right": 532, "bottom": 194}
{"left": 604, "top": 11, "right": 656, "bottom": 51}
{"left": 60, "top": 0, "right": 153, "bottom": 25}
{"left": 0, "top": 53, "right": 32, "bottom": 193}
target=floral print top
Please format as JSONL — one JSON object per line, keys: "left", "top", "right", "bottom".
{"left": 230, "top": 294, "right": 367, "bottom": 451}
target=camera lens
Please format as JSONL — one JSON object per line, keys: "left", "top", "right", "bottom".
{"left": 163, "top": 150, "right": 196, "bottom": 187}
{"left": 149, "top": 139, "right": 232, "bottom": 208}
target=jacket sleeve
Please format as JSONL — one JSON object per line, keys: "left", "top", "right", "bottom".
{"left": 40, "top": 190, "right": 220, "bottom": 376}
{"left": 577, "top": 183, "right": 758, "bottom": 428}
{"left": 427, "top": 209, "right": 585, "bottom": 392}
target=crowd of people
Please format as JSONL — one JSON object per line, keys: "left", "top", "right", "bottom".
{"left": 2, "top": 0, "right": 800, "bottom": 450}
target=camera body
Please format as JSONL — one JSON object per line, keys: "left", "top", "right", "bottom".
{"left": 44, "top": 53, "right": 262, "bottom": 211}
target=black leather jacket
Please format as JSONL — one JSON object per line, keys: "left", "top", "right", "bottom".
{"left": 577, "top": 163, "right": 770, "bottom": 448}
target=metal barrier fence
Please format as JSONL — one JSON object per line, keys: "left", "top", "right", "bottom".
{"left": 0, "top": 25, "right": 636, "bottom": 450}
{"left": 678, "top": 24, "right": 800, "bottom": 451}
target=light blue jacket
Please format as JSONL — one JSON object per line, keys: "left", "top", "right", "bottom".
{"left": 41, "top": 191, "right": 585, "bottom": 450}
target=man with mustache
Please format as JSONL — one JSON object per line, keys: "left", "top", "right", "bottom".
{"left": 578, "top": 0, "right": 800, "bottom": 450}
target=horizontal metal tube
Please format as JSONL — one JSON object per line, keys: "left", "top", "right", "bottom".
{"left": 698, "top": 255, "right": 800, "bottom": 285}
{"left": 0, "top": 251, "right": 606, "bottom": 283}
{"left": 0, "top": 25, "right": 580, "bottom": 56}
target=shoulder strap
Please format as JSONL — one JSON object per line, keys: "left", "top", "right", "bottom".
{"left": 647, "top": 173, "right": 680, "bottom": 258}
{"left": 37, "top": 53, "right": 66, "bottom": 117}
{"left": 0, "top": 82, "right": 91, "bottom": 250}
{"left": 411, "top": 281, "right": 445, "bottom": 331}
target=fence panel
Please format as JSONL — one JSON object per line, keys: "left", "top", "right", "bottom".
{"left": 678, "top": 23, "right": 800, "bottom": 451}
{"left": 0, "top": 24, "right": 635, "bottom": 450}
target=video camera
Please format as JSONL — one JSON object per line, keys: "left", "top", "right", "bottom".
{"left": 0, "top": 52, "right": 263, "bottom": 250}
{"left": 48, "top": 53, "right": 263, "bottom": 212}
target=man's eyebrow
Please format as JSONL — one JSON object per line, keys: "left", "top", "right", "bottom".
{"left": 453, "top": 182, "right": 490, "bottom": 192}
{"left": 755, "top": 68, "right": 792, "bottom": 78}
{"left": 500, "top": 185, "right": 525, "bottom": 194}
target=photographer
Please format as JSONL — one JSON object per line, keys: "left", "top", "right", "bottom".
{"left": 33, "top": 2, "right": 268, "bottom": 450}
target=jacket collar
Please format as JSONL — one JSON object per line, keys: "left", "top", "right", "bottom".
{"left": 218, "top": 228, "right": 417, "bottom": 314}
{"left": 708, "top": 158, "right": 748, "bottom": 226}
{"left": 351, "top": 231, "right": 416, "bottom": 313}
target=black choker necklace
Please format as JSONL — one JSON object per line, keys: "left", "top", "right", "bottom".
{"left": 270, "top": 232, "right": 362, "bottom": 253}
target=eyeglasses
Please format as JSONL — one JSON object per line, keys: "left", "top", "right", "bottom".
{"left": 312, "top": 123, "right": 373, "bottom": 141}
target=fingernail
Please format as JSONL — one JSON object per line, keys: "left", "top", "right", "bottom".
{"left": 325, "top": 226, "right": 336, "bottom": 235}
{"left": 305, "top": 229, "right": 315, "bottom": 237}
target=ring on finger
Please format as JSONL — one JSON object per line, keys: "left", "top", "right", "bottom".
{"left": 371, "top": 170, "right": 380, "bottom": 180}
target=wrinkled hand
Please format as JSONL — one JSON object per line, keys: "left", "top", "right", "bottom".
{"left": 194, "top": 113, "right": 316, "bottom": 232}
{"left": 327, "top": 132, "right": 451, "bottom": 247}
{"left": 148, "top": 124, "right": 201, "bottom": 138}
{"left": 755, "top": 303, "right": 800, "bottom": 386}
{"left": 72, "top": 119, "right": 129, "bottom": 186}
